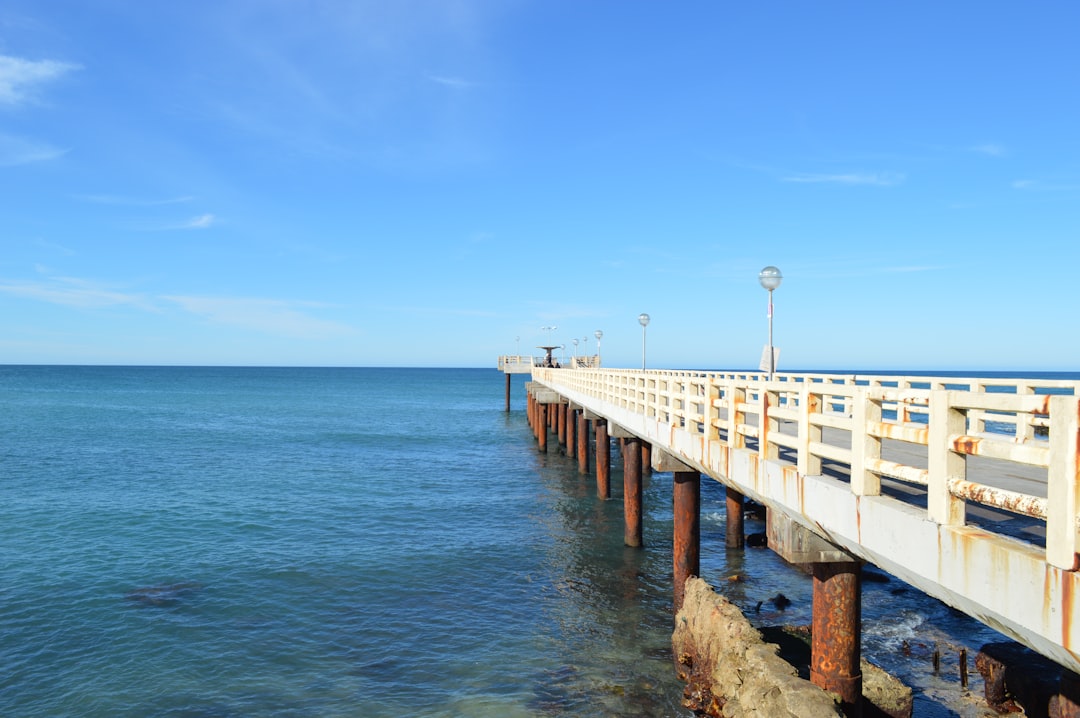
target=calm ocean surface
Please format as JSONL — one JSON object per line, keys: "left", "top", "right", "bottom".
{"left": 2, "top": 366, "right": 1068, "bottom": 717}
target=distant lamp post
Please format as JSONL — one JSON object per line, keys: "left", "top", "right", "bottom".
{"left": 758, "top": 266, "right": 783, "bottom": 380}
{"left": 638, "top": 313, "right": 650, "bottom": 370}
{"left": 594, "top": 329, "right": 603, "bottom": 365}
{"left": 571, "top": 338, "right": 579, "bottom": 357}
{"left": 515, "top": 336, "right": 520, "bottom": 357}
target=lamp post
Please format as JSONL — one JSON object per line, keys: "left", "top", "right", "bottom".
{"left": 758, "top": 266, "right": 783, "bottom": 381}
{"left": 594, "top": 329, "right": 603, "bottom": 365}
{"left": 638, "top": 313, "right": 650, "bottom": 370}
{"left": 571, "top": 338, "right": 578, "bottom": 357}
{"left": 515, "top": 336, "right": 520, "bottom": 357}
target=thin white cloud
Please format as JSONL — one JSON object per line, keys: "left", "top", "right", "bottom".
{"left": 1012, "top": 179, "right": 1080, "bottom": 192}
{"left": 970, "top": 143, "right": 1006, "bottom": 157}
{"left": 182, "top": 214, "right": 216, "bottom": 229}
{"left": 781, "top": 172, "right": 905, "bottom": 187}
{"left": 74, "top": 194, "right": 195, "bottom": 206}
{"left": 163, "top": 295, "right": 355, "bottom": 339}
{"left": 0, "top": 55, "right": 80, "bottom": 106}
{"left": 427, "top": 74, "right": 475, "bottom": 89}
{"left": 0, "top": 132, "right": 67, "bottom": 166}
{"left": 134, "top": 213, "right": 218, "bottom": 231}
{"left": 0, "top": 275, "right": 152, "bottom": 310}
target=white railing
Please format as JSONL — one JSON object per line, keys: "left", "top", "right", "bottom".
{"left": 499, "top": 354, "right": 601, "bottom": 370}
{"left": 533, "top": 368, "right": 1080, "bottom": 570}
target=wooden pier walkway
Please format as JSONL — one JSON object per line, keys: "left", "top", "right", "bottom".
{"left": 501, "top": 359, "right": 1080, "bottom": 713}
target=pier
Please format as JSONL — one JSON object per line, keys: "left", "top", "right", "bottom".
{"left": 501, "top": 358, "right": 1080, "bottom": 715}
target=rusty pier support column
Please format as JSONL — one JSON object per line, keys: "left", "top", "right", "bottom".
{"left": 504, "top": 373, "right": 511, "bottom": 412}
{"left": 577, "top": 413, "right": 590, "bottom": 475}
{"left": 537, "top": 403, "right": 548, "bottom": 453}
{"left": 557, "top": 403, "right": 567, "bottom": 447}
{"left": 566, "top": 407, "right": 577, "bottom": 458}
{"left": 623, "top": 436, "right": 643, "bottom": 547}
{"left": 527, "top": 390, "right": 535, "bottom": 433}
{"left": 673, "top": 470, "right": 700, "bottom": 613}
{"left": 811, "top": 562, "right": 863, "bottom": 717}
{"left": 641, "top": 442, "right": 652, "bottom": 474}
{"left": 726, "top": 487, "right": 745, "bottom": 548}
{"left": 595, "top": 419, "right": 610, "bottom": 499}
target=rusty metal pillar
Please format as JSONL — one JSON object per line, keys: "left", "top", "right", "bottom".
{"left": 577, "top": 413, "right": 590, "bottom": 475}
{"left": 557, "top": 403, "right": 567, "bottom": 447}
{"left": 595, "top": 419, "right": 610, "bottom": 499}
{"left": 726, "top": 487, "right": 745, "bottom": 548}
{"left": 566, "top": 407, "right": 577, "bottom": 458}
{"left": 673, "top": 470, "right": 700, "bottom": 613}
{"left": 504, "top": 373, "right": 511, "bottom": 412}
{"left": 641, "top": 441, "right": 652, "bottom": 474}
{"left": 811, "top": 562, "right": 862, "bottom": 717}
{"left": 537, "top": 403, "right": 548, "bottom": 453}
{"left": 623, "top": 436, "right": 643, "bottom": 547}
{"left": 527, "top": 391, "right": 534, "bottom": 433}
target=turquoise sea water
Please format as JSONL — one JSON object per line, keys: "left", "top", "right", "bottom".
{"left": 1, "top": 367, "right": 688, "bottom": 717}
{"left": 2, "top": 366, "right": 1072, "bottom": 716}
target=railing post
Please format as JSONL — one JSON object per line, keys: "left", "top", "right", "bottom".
{"left": 928, "top": 390, "right": 967, "bottom": 525}
{"left": 1047, "top": 395, "right": 1080, "bottom": 570}
{"left": 851, "top": 388, "right": 882, "bottom": 496}
{"left": 797, "top": 386, "right": 822, "bottom": 477}
{"left": 759, "top": 385, "right": 779, "bottom": 464}
{"left": 707, "top": 379, "right": 721, "bottom": 443}
{"left": 728, "top": 383, "right": 745, "bottom": 450}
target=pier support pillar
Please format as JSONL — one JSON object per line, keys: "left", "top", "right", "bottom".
{"left": 767, "top": 510, "right": 863, "bottom": 716}
{"left": 641, "top": 442, "right": 652, "bottom": 474}
{"left": 566, "top": 408, "right": 577, "bottom": 458}
{"left": 811, "top": 562, "right": 862, "bottom": 717}
{"left": 537, "top": 403, "right": 548, "bottom": 453}
{"left": 726, "top": 487, "right": 745, "bottom": 548}
{"left": 673, "top": 470, "right": 700, "bottom": 614}
{"left": 504, "top": 373, "right": 511, "bottom": 412}
{"left": 577, "top": 413, "right": 590, "bottom": 475}
{"left": 623, "top": 436, "right": 643, "bottom": 547}
{"left": 595, "top": 419, "right": 610, "bottom": 499}
{"left": 557, "top": 403, "right": 567, "bottom": 447}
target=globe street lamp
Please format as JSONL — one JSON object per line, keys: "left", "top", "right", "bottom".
{"left": 638, "top": 313, "right": 650, "bottom": 370}
{"left": 572, "top": 338, "right": 579, "bottom": 357}
{"left": 758, "top": 266, "right": 783, "bottom": 380}
{"left": 594, "top": 329, "right": 603, "bottom": 365}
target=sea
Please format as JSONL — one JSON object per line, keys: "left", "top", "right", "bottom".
{"left": 1, "top": 365, "right": 1068, "bottom": 717}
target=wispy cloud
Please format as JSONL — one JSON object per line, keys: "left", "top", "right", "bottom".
{"left": 781, "top": 172, "right": 905, "bottom": 186}
{"left": 1012, "top": 179, "right": 1080, "bottom": 192}
{"left": 133, "top": 213, "right": 218, "bottom": 231}
{"left": 181, "top": 214, "right": 216, "bottom": 229}
{"left": 427, "top": 74, "right": 476, "bottom": 89}
{"left": 0, "top": 275, "right": 152, "bottom": 310}
{"left": 0, "top": 55, "right": 80, "bottom": 106}
{"left": 74, "top": 194, "right": 195, "bottom": 206}
{"left": 0, "top": 132, "right": 67, "bottom": 166}
{"left": 163, "top": 296, "right": 355, "bottom": 339}
{"left": 970, "top": 143, "right": 1006, "bottom": 157}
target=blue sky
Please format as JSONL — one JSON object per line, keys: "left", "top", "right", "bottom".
{"left": 1, "top": 1, "right": 1077, "bottom": 370}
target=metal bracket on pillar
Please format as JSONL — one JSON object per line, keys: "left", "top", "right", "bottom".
{"left": 767, "top": 510, "right": 860, "bottom": 565}
{"left": 651, "top": 448, "right": 696, "bottom": 473}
